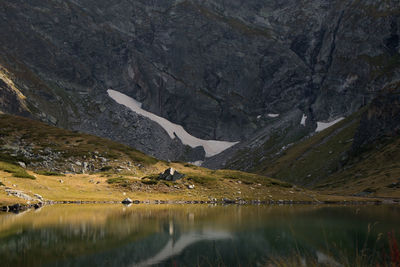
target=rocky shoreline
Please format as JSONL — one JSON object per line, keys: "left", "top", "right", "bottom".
{"left": 1, "top": 199, "right": 387, "bottom": 213}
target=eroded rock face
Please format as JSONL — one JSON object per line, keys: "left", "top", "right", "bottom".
{"left": 0, "top": 0, "right": 399, "bottom": 162}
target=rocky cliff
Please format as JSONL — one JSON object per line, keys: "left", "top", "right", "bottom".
{"left": 0, "top": 0, "right": 399, "bottom": 163}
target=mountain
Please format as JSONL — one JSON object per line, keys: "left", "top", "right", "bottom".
{"left": 1, "top": 1, "right": 399, "bottom": 163}
{"left": 222, "top": 84, "right": 400, "bottom": 198}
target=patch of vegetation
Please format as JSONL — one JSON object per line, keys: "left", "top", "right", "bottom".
{"left": 141, "top": 174, "right": 159, "bottom": 185}
{"left": 106, "top": 177, "right": 132, "bottom": 187}
{"left": 35, "top": 171, "right": 65, "bottom": 176}
{"left": 187, "top": 174, "right": 217, "bottom": 185}
{"left": 141, "top": 179, "right": 158, "bottom": 185}
{"left": 100, "top": 166, "right": 113, "bottom": 172}
{"left": 0, "top": 161, "right": 36, "bottom": 179}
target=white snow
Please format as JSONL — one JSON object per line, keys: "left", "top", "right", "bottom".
{"left": 300, "top": 114, "right": 307, "bottom": 126}
{"left": 315, "top": 117, "right": 345, "bottom": 132}
{"left": 267, "top": 113, "right": 280, "bottom": 118}
{"left": 189, "top": 161, "right": 204, "bottom": 167}
{"left": 107, "top": 89, "right": 239, "bottom": 157}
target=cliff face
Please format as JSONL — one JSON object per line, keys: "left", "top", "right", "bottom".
{"left": 353, "top": 82, "right": 400, "bottom": 151}
{"left": 0, "top": 0, "right": 399, "bottom": 162}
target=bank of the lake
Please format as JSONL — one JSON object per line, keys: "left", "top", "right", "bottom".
{"left": 0, "top": 169, "right": 384, "bottom": 213}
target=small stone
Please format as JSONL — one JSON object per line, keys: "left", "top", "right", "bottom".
{"left": 187, "top": 184, "right": 195, "bottom": 189}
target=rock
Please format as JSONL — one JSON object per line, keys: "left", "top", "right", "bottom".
{"left": 34, "top": 194, "right": 43, "bottom": 201}
{"left": 83, "top": 162, "right": 89, "bottom": 172}
{"left": 59, "top": 179, "right": 64, "bottom": 183}
{"left": 122, "top": 198, "right": 133, "bottom": 204}
{"left": 187, "top": 184, "right": 195, "bottom": 189}
{"left": 6, "top": 189, "right": 35, "bottom": 201}
{"left": 1, "top": 0, "right": 399, "bottom": 165}
{"left": 158, "top": 168, "right": 185, "bottom": 181}
{"left": 18, "top": 162, "right": 26, "bottom": 168}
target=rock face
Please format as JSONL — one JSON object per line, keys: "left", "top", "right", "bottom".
{"left": 353, "top": 82, "right": 400, "bottom": 151}
{"left": 0, "top": 1, "right": 399, "bottom": 162}
{"left": 158, "top": 168, "right": 185, "bottom": 182}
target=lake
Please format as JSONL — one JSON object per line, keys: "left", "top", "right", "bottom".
{"left": 0, "top": 204, "right": 399, "bottom": 266}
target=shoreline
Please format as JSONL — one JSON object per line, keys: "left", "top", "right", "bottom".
{"left": 1, "top": 199, "right": 394, "bottom": 213}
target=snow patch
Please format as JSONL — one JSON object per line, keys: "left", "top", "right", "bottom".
{"left": 268, "top": 113, "right": 280, "bottom": 118}
{"left": 315, "top": 117, "right": 345, "bottom": 132}
{"left": 300, "top": 114, "right": 307, "bottom": 126}
{"left": 189, "top": 161, "right": 204, "bottom": 167}
{"left": 107, "top": 89, "right": 239, "bottom": 157}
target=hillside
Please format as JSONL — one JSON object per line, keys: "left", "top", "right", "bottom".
{"left": 1, "top": 113, "right": 369, "bottom": 208}
{"left": 238, "top": 89, "right": 400, "bottom": 199}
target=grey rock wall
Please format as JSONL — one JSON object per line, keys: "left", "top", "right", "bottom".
{"left": 0, "top": 0, "right": 399, "bottom": 162}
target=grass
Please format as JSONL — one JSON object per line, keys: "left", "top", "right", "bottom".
{"left": 106, "top": 177, "right": 132, "bottom": 187}
{"left": 0, "top": 161, "right": 36, "bottom": 179}
{"left": 34, "top": 171, "right": 65, "bottom": 176}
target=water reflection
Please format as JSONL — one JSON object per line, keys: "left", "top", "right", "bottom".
{"left": 134, "top": 230, "right": 232, "bottom": 267}
{"left": 0, "top": 205, "right": 399, "bottom": 266}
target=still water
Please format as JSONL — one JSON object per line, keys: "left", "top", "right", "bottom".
{"left": 0, "top": 204, "right": 399, "bottom": 267}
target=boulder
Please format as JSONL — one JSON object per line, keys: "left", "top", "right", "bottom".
{"left": 158, "top": 168, "right": 185, "bottom": 182}
{"left": 122, "top": 198, "right": 133, "bottom": 204}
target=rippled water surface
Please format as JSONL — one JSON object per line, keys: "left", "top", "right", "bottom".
{"left": 0, "top": 204, "right": 399, "bottom": 266}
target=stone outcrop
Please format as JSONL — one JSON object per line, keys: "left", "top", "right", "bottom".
{"left": 158, "top": 168, "right": 185, "bottom": 182}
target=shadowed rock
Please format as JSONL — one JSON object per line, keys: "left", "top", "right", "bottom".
{"left": 158, "top": 168, "right": 185, "bottom": 182}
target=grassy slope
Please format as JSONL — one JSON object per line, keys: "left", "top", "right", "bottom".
{"left": 251, "top": 108, "right": 400, "bottom": 198}
{"left": 0, "top": 114, "right": 366, "bottom": 206}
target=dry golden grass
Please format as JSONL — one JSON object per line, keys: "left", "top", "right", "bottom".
{"left": 0, "top": 167, "right": 375, "bottom": 206}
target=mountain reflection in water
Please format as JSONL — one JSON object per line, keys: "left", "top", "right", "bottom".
{"left": 0, "top": 204, "right": 399, "bottom": 267}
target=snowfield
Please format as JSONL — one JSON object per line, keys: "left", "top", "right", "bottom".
{"left": 316, "top": 117, "right": 345, "bottom": 132}
{"left": 107, "top": 89, "right": 239, "bottom": 157}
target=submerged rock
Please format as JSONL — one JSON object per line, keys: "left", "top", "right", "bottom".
{"left": 158, "top": 168, "right": 185, "bottom": 182}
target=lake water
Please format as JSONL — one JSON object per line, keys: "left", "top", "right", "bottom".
{"left": 0, "top": 204, "right": 399, "bottom": 266}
